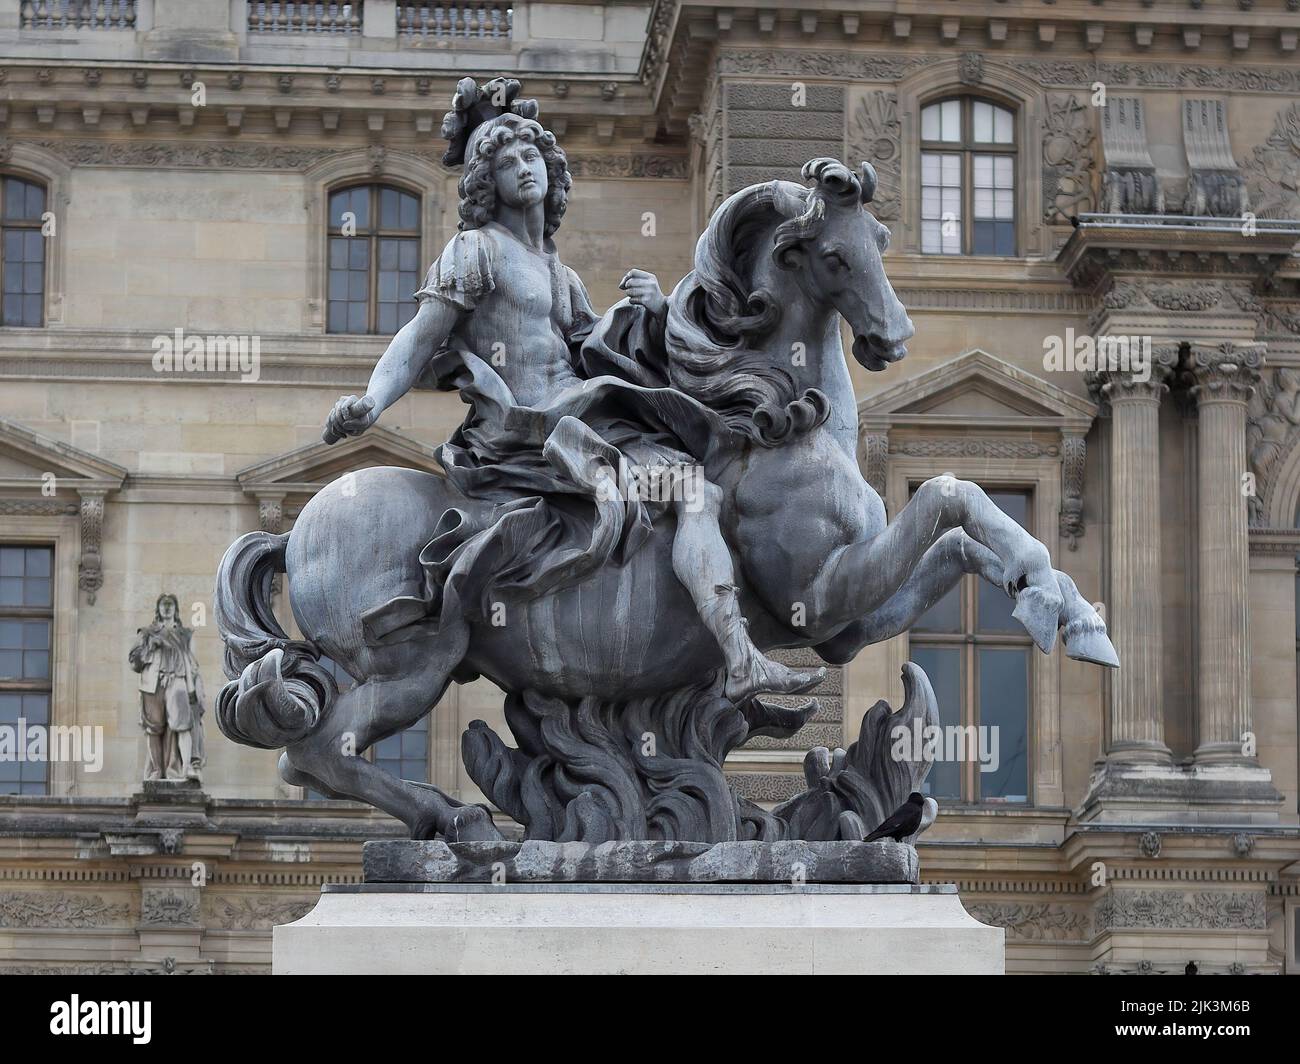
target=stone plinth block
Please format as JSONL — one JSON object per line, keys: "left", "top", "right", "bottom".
{"left": 274, "top": 883, "right": 1004, "bottom": 974}
{"left": 363, "top": 838, "right": 919, "bottom": 884}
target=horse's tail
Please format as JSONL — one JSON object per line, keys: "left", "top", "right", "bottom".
{"left": 213, "top": 530, "right": 336, "bottom": 750}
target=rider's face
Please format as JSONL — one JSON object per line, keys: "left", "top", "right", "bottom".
{"left": 492, "top": 138, "right": 548, "bottom": 210}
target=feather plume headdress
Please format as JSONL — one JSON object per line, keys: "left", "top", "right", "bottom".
{"left": 440, "top": 77, "right": 542, "bottom": 167}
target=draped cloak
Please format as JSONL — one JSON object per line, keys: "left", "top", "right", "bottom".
{"left": 362, "top": 226, "right": 726, "bottom": 645}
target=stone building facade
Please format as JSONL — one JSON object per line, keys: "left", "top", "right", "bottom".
{"left": 0, "top": 0, "right": 1298, "bottom": 973}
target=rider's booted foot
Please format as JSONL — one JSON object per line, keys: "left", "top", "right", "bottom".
{"left": 724, "top": 649, "right": 826, "bottom": 703}
{"left": 698, "top": 584, "right": 825, "bottom": 702}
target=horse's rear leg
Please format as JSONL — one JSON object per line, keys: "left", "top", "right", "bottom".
{"left": 283, "top": 630, "right": 501, "bottom": 841}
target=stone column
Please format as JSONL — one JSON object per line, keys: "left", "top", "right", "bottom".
{"left": 1186, "top": 342, "right": 1265, "bottom": 764}
{"left": 1091, "top": 350, "right": 1178, "bottom": 762}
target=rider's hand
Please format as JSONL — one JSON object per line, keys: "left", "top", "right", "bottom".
{"left": 620, "top": 269, "right": 668, "bottom": 319}
{"left": 322, "top": 394, "right": 378, "bottom": 445}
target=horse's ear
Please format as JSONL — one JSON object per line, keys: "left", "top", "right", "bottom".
{"left": 769, "top": 183, "right": 807, "bottom": 220}
{"left": 859, "top": 162, "right": 878, "bottom": 205}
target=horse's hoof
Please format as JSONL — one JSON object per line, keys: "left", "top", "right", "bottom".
{"left": 1012, "top": 585, "right": 1062, "bottom": 654}
{"left": 1064, "top": 624, "right": 1120, "bottom": 668}
{"left": 448, "top": 805, "right": 503, "bottom": 843}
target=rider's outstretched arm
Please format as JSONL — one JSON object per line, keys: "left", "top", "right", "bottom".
{"left": 322, "top": 297, "right": 462, "bottom": 444}
{"left": 366, "top": 297, "right": 461, "bottom": 415}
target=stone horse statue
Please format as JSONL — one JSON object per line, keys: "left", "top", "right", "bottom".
{"left": 214, "top": 144, "right": 1116, "bottom": 845}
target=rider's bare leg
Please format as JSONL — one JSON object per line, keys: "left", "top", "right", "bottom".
{"left": 671, "top": 476, "right": 825, "bottom": 702}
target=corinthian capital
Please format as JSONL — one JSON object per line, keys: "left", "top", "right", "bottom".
{"left": 1184, "top": 342, "right": 1265, "bottom": 404}
{"left": 1085, "top": 343, "right": 1180, "bottom": 406}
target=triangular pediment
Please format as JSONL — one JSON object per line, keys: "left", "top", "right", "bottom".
{"left": 857, "top": 349, "right": 1097, "bottom": 433}
{"left": 235, "top": 426, "right": 443, "bottom": 495}
{"left": 0, "top": 416, "right": 127, "bottom": 494}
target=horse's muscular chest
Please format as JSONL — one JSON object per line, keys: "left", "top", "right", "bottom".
{"left": 728, "top": 430, "right": 874, "bottom": 632}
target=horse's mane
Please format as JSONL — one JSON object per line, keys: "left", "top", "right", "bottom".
{"left": 664, "top": 180, "right": 831, "bottom": 447}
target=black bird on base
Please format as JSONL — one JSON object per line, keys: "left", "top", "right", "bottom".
{"left": 863, "top": 792, "right": 926, "bottom": 843}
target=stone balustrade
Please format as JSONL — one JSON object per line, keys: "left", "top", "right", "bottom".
{"left": 19, "top": 0, "right": 138, "bottom": 30}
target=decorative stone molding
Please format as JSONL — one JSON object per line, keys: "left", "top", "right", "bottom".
{"left": 1148, "top": 281, "right": 1223, "bottom": 312}
{"left": 1100, "top": 97, "right": 1163, "bottom": 214}
{"left": 963, "top": 903, "right": 1091, "bottom": 941}
{"left": 1182, "top": 98, "right": 1249, "bottom": 217}
{"left": 1238, "top": 102, "right": 1300, "bottom": 219}
{"left": 1086, "top": 344, "right": 1180, "bottom": 407}
{"left": 1094, "top": 890, "right": 1268, "bottom": 931}
{"left": 1183, "top": 341, "right": 1265, "bottom": 402}
{"left": 257, "top": 498, "right": 284, "bottom": 536}
{"left": 0, "top": 416, "right": 127, "bottom": 605}
{"left": 1060, "top": 435, "right": 1087, "bottom": 550}
{"left": 718, "top": 50, "right": 927, "bottom": 81}
{"left": 890, "top": 438, "right": 1059, "bottom": 460}
{"left": 206, "top": 896, "right": 316, "bottom": 931}
{"left": 24, "top": 137, "right": 373, "bottom": 171}
{"left": 76, "top": 490, "right": 105, "bottom": 606}
{"left": 894, "top": 288, "right": 1093, "bottom": 314}
{"left": 1138, "top": 831, "right": 1163, "bottom": 858}
{"left": 1232, "top": 833, "right": 1255, "bottom": 858}
{"left": 0, "top": 499, "right": 79, "bottom": 516}
{"left": 846, "top": 90, "right": 900, "bottom": 221}
{"left": 0, "top": 891, "right": 130, "bottom": 928}
{"left": 139, "top": 887, "right": 201, "bottom": 928}
{"left": 958, "top": 52, "right": 984, "bottom": 87}
{"left": 1042, "top": 94, "right": 1096, "bottom": 224}
{"left": 1246, "top": 367, "right": 1300, "bottom": 526}
{"left": 858, "top": 431, "right": 888, "bottom": 496}
{"left": 566, "top": 155, "right": 690, "bottom": 179}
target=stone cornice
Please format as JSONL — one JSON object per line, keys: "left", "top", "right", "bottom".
{"left": 0, "top": 133, "right": 689, "bottom": 178}
{"left": 1057, "top": 218, "right": 1300, "bottom": 291}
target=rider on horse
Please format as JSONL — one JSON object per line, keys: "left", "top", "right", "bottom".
{"left": 322, "top": 77, "right": 822, "bottom": 703}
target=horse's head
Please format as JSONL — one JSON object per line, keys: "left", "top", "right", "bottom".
{"left": 772, "top": 158, "right": 914, "bottom": 372}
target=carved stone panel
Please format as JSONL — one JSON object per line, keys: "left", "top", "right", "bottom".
{"left": 846, "top": 90, "right": 901, "bottom": 221}
{"left": 1042, "top": 94, "right": 1097, "bottom": 223}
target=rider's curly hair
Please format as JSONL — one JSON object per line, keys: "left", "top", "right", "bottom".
{"left": 457, "top": 116, "right": 572, "bottom": 239}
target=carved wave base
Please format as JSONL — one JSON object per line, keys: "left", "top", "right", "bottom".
{"left": 460, "top": 663, "right": 940, "bottom": 846}
{"left": 273, "top": 882, "right": 1003, "bottom": 975}
{"left": 363, "top": 838, "right": 919, "bottom": 885}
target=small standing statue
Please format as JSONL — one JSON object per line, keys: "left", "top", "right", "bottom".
{"left": 129, "top": 593, "right": 206, "bottom": 783}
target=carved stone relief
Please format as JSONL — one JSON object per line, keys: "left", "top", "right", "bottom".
{"left": 1042, "top": 94, "right": 1097, "bottom": 223}
{"left": 846, "top": 91, "right": 901, "bottom": 221}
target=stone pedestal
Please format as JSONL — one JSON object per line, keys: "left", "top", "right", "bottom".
{"left": 273, "top": 883, "right": 1004, "bottom": 975}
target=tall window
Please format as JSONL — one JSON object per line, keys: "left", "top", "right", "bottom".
{"left": 1, "top": 175, "right": 47, "bottom": 327}
{"left": 909, "top": 490, "right": 1031, "bottom": 803}
{"left": 920, "top": 98, "right": 1016, "bottom": 256}
{"left": 0, "top": 546, "right": 53, "bottom": 795}
{"left": 327, "top": 183, "right": 421, "bottom": 335}
{"left": 306, "top": 656, "right": 429, "bottom": 798}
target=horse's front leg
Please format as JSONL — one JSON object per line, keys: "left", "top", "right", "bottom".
{"left": 810, "top": 475, "right": 1065, "bottom": 653}
{"left": 815, "top": 529, "right": 1117, "bottom": 667}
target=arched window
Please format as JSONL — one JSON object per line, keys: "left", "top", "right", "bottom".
{"left": 1, "top": 175, "right": 47, "bottom": 327}
{"left": 326, "top": 183, "right": 421, "bottom": 335}
{"left": 920, "top": 98, "right": 1016, "bottom": 257}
